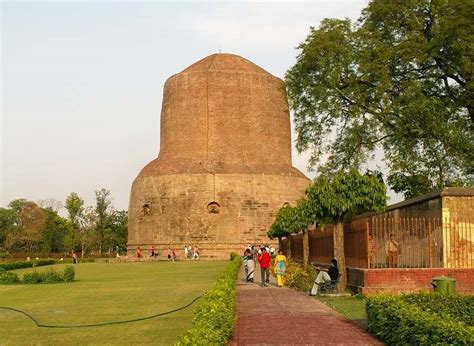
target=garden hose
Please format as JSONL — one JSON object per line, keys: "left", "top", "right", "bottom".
{"left": 0, "top": 294, "right": 202, "bottom": 328}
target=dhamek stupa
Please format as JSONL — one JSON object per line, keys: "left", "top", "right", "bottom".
{"left": 127, "top": 53, "right": 310, "bottom": 259}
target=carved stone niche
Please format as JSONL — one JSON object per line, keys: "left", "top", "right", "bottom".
{"left": 142, "top": 203, "right": 151, "bottom": 216}
{"left": 207, "top": 201, "right": 220, "bottom": 214}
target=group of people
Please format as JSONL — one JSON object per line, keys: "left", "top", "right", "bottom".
{"left": 242, "top": 245, "right": 287, "bottom": 288}
{"left": 243, "top": 244, "right": 342, "bottom": 295}
{"left": 132, "top": 245, "right": 202, "bottom": 261}
{"left": 184, "top": 245, "right": 200, "bottom": 260}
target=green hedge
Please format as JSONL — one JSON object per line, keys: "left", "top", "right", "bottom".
{"left": 402, "top": 292, "right": 474, "bottom": 326}
{"left": 283, "top": 259, "right": 316, "bottom": 292}
{"left": 367, "top": 295, "right": 474, "bottom": 345}
{"left": 176, "top": 253, "right": 241, "bottom": 345}
{"left": 0, "top": 259, "right": 56, "bottom": 271}
{"left": 1, "top": 266, "right": 75, "bottom": 285}
{"left": 0, "top": 271, "right": 21, "bottom": 284}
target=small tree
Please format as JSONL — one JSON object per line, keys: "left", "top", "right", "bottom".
{"left": 41, "top": 208, "right": 68, "bottom": 253}
{"left": 65, "top": 192, "right": 84, "bottom": 252}
{"left": 94, "top": 188, "right": 113, "bottom": 256}
{"left": 305, "top": 169, "right": 386, "bottom": 290}
{"left": 268, "top": 206, "right": 294, "bottom": 249}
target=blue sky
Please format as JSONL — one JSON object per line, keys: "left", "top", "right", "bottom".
{"left": 2, "top": 0, "right": 398, "bottom": 211}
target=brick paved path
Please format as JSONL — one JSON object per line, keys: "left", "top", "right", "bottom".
{"left": 229, "top": 265, "right": 382, "bottom": 346}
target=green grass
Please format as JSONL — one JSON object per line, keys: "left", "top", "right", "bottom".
{"left": 318, "top": 296, "right": 367, "bottom": 327}
{"left": 0, "top": 261, "right": 227, "bottom": 345}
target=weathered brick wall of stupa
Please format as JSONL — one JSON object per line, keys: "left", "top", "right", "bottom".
{"left": 128, "top": 53, "right": 310, "bottom": 259}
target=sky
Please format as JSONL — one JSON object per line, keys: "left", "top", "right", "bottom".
{"left": 1, "top": 0, "right": 401, "bottom": 212}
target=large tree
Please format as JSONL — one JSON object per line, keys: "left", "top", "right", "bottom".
{"left": 304, "top": 169, "right": 386, "bottom": 290}
{"left": 285, "top": 0, "right": 473, "bottom": 198}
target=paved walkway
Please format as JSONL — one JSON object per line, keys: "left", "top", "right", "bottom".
{"left": 229, "top": 265, "right": 382, "bottom": 346}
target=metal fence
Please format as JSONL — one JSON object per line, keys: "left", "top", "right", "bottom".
{"left": 284, "top": 216, "right": 473, "bottom": 269}
{"left": 347, "top": 216, "right": 473, "bottom": 269}
{"left": 309, "top": 226, "right": 334, "bottom": 264}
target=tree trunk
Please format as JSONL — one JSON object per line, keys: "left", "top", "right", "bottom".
{"left": 303, "top": 229, "right": 309, "bottom": 266}
{"left": 333, "top": 220, "right": 347, "bottom": 291}
{"left": 277, "top": 237, "right": 282, "bottom": 252}
{"left": 287, "top": 236, "right": 292, "bottom": 258}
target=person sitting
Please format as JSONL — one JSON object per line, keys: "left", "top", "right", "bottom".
{"left": 309, "top": 259, "right": 339, "bottom": 296}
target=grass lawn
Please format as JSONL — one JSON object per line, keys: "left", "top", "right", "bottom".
{"left": 0, "top": 261, "right": 227, "bottom": 345}
{"left": 318, "top": 296, "right": 367, "bottom": 328}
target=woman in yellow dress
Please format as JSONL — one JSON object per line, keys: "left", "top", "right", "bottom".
{"left": 274, "top": 250, "right": 287, "bottom": 287}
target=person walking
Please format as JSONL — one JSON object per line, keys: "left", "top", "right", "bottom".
{"left": 385, "top": 234, "right": 399, "bottom": 268}
{"left": 274, "top": 250, "right": 287, "bottom": 287}
{"left": 243, "top": 249, "right": 255, "bottom": 282}
{"left": 184, "top": 245, "right": 189, "bottom": 259}
{"left": 136, "top": 246, "right": 142, "bottom": 259}
{"left": 257, "top": 247, "right": 271, "bottom": 287}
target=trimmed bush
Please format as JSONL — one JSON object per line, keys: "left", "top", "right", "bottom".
{"left": 63, "top": 266, "right": 75, "bottom": 282}
{"left": 367, "top": 295, "right": 474, "bottom": 345}
{"left": 176, "top": 252, "right": 241, "bottom": 345}
{"left": 284, "top": 259, "right": 316, "bottom": 292}
{"left": 22, "top": 267, "right": 76, "bottom": 284}
{"left": 42, "top": 269, "right": 64, "bottom": 283}
{"left": 402, "top": 292, "right": 474, "bottom": 326}
{"left": 0, "top": 259, "right": 55, "bottom": 271}
{"left": 0, "top": 271, "right": 21, "bottom": 284}
{"left": 23, "top": 271, "right": 44, "bottom": 284}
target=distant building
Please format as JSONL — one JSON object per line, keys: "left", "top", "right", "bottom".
{"left": 127, "top": 54, "right": 310, "bottom": 259}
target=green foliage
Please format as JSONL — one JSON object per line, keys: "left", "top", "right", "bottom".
{"left": 109, "top": 210, "right": 128, "bottom": 252}
{"left": 41, "top": 208, "right": 69, "bottom": 253}
{"left": 0, "top": 249, "right": 11, "bottom": 259}
{"left": 63, "top": 265, "right": 75, "bottom": 282}
{"left": 402, "top": 292, "right": 474, "bottom": 326}
{"left": 367, "top": 295, "right": 474, "bottom": 345}
{"left": 284, "top": 259, "right": 316, "bottom": 292}
{"left": 268, "top": 205, "right": 309, "bottom": 239}
{"left": 0, "top": 271, "right": 21, "bottom": 284}
{"left": 305, "top": 169, "right": 387, "bottom": 222}
{"left": 42, "top": 268, "right": 64, "bottom": 283}
{"left": 177, "top": 253, "right": 241, "bottom": 345}
{"left": 0, "top": 259, "right": 55, "bottom": 271}
{"left": 22, "top": 267, "right": 74, "bottom": 284}
{"left": 285, "top": 0, "right": 474, "bottom": 198}
{"left": 22, "top": 271, "right": 44, "bottom": 284}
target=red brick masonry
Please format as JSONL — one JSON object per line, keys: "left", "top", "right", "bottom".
{"left": 348, "top": 267, "right": 474, "bottom": 295}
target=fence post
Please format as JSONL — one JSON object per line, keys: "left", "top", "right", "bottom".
{"left": 428, "top": 220, "right": 433, "bottom": 268}
{"left": 366, "top": 220, "right": 370, "bottom": 269}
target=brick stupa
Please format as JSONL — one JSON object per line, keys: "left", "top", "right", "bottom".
{"left": 127, "top": 53, "right": 310, "bottom": 259}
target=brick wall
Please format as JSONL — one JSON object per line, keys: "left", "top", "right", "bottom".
{"left": 347, "top": 267, "right": 474, "bottom": 295}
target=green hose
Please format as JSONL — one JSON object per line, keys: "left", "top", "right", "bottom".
{"left": 0, "top": 294, "right": 202, "bottom": 328}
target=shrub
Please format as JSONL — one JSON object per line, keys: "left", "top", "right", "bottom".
{"left": 23, "top": 271, "right": 43, "bottom": 284}
{"left": 0, "top": 259, "right": 55, "bottom": 271}
{"left": 367, "top": 295, "right": 474, "bottom": 345}
{"left": 177, "top": 252, "right": 241, "bottom": 345}
{"left": 0, "top": 249, "right": 11, "bottom": 259}
{"left": 0, "top": 271, "right": 21, "bottom": 284}
{"left": 23, "top": 268, "right": 70, "bottom": 284}
{"left": 284, "top": 259, "right": 316, "bottom": 292}
{"left": 63, "top": 266, "right": 75, "bottom": 282}
{"left": 402, "top": 292, "right": 474, "bottom": 326}
{"left": 42, "top": 269, "right": 64, "bottom": 283}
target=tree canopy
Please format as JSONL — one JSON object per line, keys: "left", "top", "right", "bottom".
{"left": 305, "top": 169, "right": 387, "bottom": 223}
{"left": 285, "top": 0, "right": 473, "bottom": 198}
